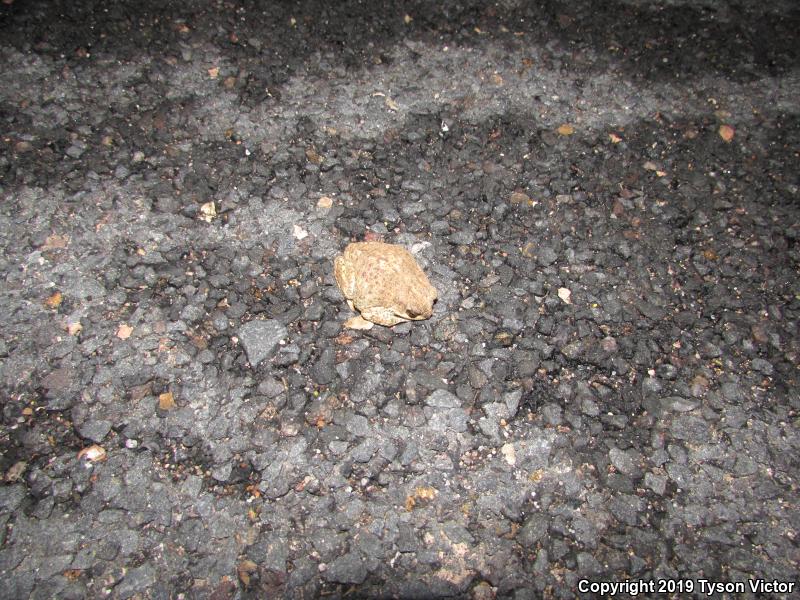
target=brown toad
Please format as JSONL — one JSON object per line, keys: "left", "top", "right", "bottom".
{"left": 334, "top": 241, "right": 438, "bottom": 328}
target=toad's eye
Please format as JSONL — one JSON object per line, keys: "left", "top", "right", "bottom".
{"left": 406, "top": 309, "right": 419, "bottom": 319}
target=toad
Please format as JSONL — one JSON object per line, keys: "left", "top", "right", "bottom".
{"left": 334, "top": 241, "right": 438, "bottom": 328}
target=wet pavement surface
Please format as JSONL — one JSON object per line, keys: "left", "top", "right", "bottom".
{"left": 1, "top": 0, "right": 799, "bottom": 598}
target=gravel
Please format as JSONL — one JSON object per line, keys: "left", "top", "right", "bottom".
{"left": 1, "top": 0, "right": 799, "bottom": 598}
{"left": 238, "top": 319, "right": 288, "bottom": 366}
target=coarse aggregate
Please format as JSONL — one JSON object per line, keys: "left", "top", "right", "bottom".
{"left": 0, "top": 0, "right": 799, "bottom": 598}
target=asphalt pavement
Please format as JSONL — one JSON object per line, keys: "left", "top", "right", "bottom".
{"left": 0, "top": 0, "right": 798, "bottom": 598}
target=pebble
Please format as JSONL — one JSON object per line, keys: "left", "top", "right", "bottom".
{"left": 323, "top": 551, "right": 369, "bottom": 584}
{"left": 76, "top": 419, "right": 112, "bottom": 443}
{"left": 423, "top": 389, "right": 462, "bottom": 408}
{"left": 238, "top": 319, "right": 288, "bottom": 366}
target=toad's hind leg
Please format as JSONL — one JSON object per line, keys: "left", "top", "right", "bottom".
{"left": 344, "top": 315, "right": 374, "bottom": 330}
